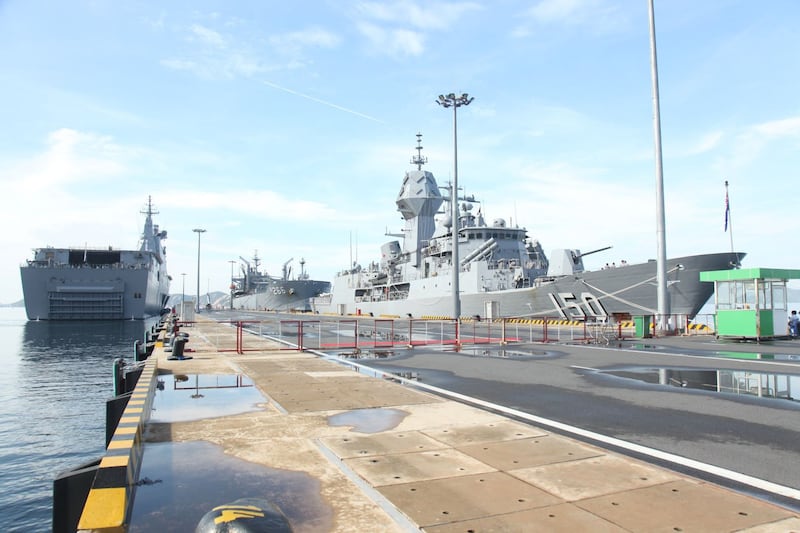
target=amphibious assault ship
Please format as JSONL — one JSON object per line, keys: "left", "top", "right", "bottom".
{"left": 231, "top": 253, "right": 330, "bottom": 312}
{"left": 20, "top": 197, "right": 170, "bottom": 320}
{"left": 313, "top": 135, "right": 744, "bottom": 321}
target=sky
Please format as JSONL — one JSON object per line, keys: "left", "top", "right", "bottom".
{"left": 1, "top": 0, "right": 799, "bottom": 304}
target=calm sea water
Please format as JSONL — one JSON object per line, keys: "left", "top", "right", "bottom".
{"left": 0, "top": 307, "right": 151, "bottom": 532}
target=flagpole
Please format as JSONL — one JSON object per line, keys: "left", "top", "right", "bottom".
{"left": 725, "top": 180, "right": 734, "bottom": 254}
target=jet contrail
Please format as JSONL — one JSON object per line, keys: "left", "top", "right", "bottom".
{"left": 261, "top": 80, "right": 386, "bottom": 124}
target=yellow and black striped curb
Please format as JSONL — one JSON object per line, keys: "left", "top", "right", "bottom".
{"left": 77, "top": 356, "right": 158, "bottom": 532}
{"left": 687, "top": 323, "right": 714, "bottom": 333}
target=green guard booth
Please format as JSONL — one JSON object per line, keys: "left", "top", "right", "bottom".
{"left": 633, "top": 315, "right": 652, "bottom": 338}
{"left": 699, "top": 268, "right": 800, "bottom": 341}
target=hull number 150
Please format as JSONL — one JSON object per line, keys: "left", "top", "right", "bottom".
{"left": 548, "top": 292, "right": 608, "bottom": 320}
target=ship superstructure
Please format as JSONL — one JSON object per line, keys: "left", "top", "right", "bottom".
{"left": 314, "top": 135, "right": 744, "bottom": 320}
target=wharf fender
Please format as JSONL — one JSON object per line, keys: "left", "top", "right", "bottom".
{"left": 77, "top": 355, "right": 159, "bottom": 532}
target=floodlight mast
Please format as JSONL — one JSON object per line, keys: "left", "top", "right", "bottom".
{"left": 436, "top": 93, "right": 474, "bottom": 323}
{"left": 192, "top": 228, "right": 206, "bottom": 313}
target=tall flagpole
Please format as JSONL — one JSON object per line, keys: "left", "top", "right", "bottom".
{"left": 648, "top": 0, "right": 670, "bottom": 334}
{"left": 725, "top": 180, "right": 734, "bottom": 254}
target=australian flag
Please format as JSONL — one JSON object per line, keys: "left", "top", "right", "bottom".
{"left": 724, "top": 188, "right": 730, "bottom": 232}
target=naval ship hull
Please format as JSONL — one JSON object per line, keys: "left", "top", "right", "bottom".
{"left": 20, "top": 260, "right": 168, "bottom": 320}
{"left": 232, "top": 279, "right": 330, "bottom": 312}
{"left": 314, "top": 252, "right": 743, "bottom": 320}
{"left": 19, "top": 198, "right": 170, "bottom": 320}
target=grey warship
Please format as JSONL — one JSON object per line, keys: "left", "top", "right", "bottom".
{"left": 231, "top": 253, "right": 330, "bottom": 311}
{"left": 20, "top": 197, "right": 170, "bottom": 320}
{"left": 313, "top": 135, "right": 744, "bottom": 320}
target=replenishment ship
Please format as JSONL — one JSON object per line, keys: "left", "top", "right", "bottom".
{"left": 231, "top": 253, "right": 329, "bottom": 312}
{"left": 20, "top": 197, "right": 170, "bottom": 320}
{"left": 313, "top": 135, "right": 744, "bottom": 321}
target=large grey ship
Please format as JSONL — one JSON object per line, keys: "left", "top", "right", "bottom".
{"left": 313, "top": 135, "right": 744, "bottom": 321}
{"left": 20, "top": 197, "right": 170, "bottom": 320}
{"left": 231, "top": 253, "right": 330, "bottom": 312}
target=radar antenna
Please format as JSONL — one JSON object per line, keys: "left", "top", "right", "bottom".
{"left": 141, "top": 195, "right": 159, "bottom": 217}
{"left": 410, "top": 132, "right": 427, "bottom": 170}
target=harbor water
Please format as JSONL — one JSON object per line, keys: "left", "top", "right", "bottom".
{"left": 0, "top": 307, "right": 152, "bottom": 532}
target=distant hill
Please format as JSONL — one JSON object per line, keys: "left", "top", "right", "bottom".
{"left": 0, "top": 300, "right": 24, "bottom": 308}
{"left": 166, "top": 291, "right": 228, "bottom": 309}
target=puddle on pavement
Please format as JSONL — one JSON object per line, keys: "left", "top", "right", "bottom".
{"left": 151, "top": 374, "right": 266, "bottom": 423}
{"left": 335, "top": 345, "right": 558, "bottom": 359}
{"left": 328, "top": 408, "right": 408, "bottom": 433}
{"left": 449, "top": 346, "right": 559, "bottom": 358}
{"left": 334, "top": 348, "right": 398, "bottom": 359}
{"left": 628, "top": 343, "right": 800, "bottom": 362}
{"left": 129, "top": 441, "right": 332, "bottom": 533}
{"left": 714, "top": 350, "right": 800, "bottom": 362}
{"left": 602, "top": 366, "right": 800, "bottom": 405}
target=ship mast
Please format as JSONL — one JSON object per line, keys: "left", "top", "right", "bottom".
{"left": 410, "top": 132, "right": 427, "bottom": 170}
{"left": 139, "top": 196, "right": 159, "bottom": 253}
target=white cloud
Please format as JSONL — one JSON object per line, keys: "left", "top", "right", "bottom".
{"left": 160, "top": 189, "right": 339, "bottom": 222}
{"left": 352, "top": 1, "right": 481, "bottom": 56}
{"left": 269, "top": 27, "right": 340, "bottom": 49}
{"left": 529, "top": 0, "right": 589, "bottom": 23}
{"left": 357, "top": 22, "right": 425, "bottom": 57}
{"left": 753, "top": 116, "right": 800, "bottom": 138}
{"left": 354, "top": 1, "right": 481, "bottom": 31}
{"left": 717, "top": 115, "right": 800, "bottom": 175}
{"left": 191, "top": 24, "right": 226, "bottom": 48}
{"left": 684, "top": 130, "right": 724, "bottom": 156}
{"left": 518, "top": 0, "right": 628, "bottom": 35}
{"left": 6, "top": 129, "right": 127, "bottom": 192}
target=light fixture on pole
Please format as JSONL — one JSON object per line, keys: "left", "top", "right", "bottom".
{"left": 228, "top": 260, "right": 236, "bottom": 310}
{"left": 436, "top": 92, "right": 473, "bottom": 322}
{"left": 192, "top": 228, "right": 206, "bottom": 313}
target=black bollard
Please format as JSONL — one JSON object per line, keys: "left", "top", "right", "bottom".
{"left": 195, "top": 498, "right": 293, "bottom": 532}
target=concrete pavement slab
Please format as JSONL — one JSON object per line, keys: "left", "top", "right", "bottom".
{"left": 376, "top": 471, "right": 562, "bottom": 527}
{"left": 344, "top": 448, "right": 496, "bottom": 486}
{"left": 576, "top": 479, "right": 795, "bottom": 532}
{"left": 510, "top": 454, "right": 681, "bottom": 500}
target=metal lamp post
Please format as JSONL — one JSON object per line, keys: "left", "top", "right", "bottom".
{"left": 647, "top": 0, "right": 670, "bottom": 334}
{"left": 181, "top": 272, "right": 186, "bottom": 320}
{"left": 192, "top": 228, "right": 206, "bottom": 312}
{"left": 228, "top": 260, "right": 236, "bottom": 310}
{"left": 436, "top": 92, "right": 473, "bottom": 322}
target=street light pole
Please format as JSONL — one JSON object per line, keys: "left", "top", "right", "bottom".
{"left": 181, "top": 273, "right": 186, "bottom": 320}
{"left": 228, "top": 260, "right": 236, "bottom": 310}
{"left": 647, "top": 0, "right": 670, "bottom": 334}
{"left": 436, "top": 92, "right": 474, "bottom": 322}
{"left": 192, "top": 228, "right": 206, "bottom": 313}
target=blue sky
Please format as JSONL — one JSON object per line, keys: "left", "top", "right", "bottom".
{"left": 2, "top": 0, "right": 799, "bottom": 304}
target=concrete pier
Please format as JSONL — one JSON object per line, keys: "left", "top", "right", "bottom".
{"left": 81, "top": 316, "right": 800, "bottom": 532}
